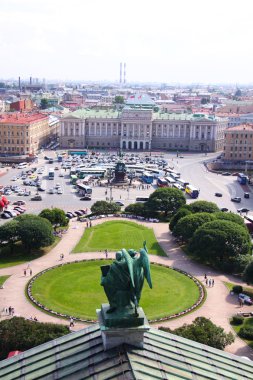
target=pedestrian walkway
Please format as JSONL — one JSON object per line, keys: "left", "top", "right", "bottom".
{"left": 0, "top": 217, "right": 252, "bottom": 359}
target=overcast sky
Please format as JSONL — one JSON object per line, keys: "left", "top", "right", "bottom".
{"left": 1, "top": 0, "right": 253, "bottom": 84}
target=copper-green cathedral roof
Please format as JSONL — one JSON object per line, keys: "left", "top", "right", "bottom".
{"left": 0, "top": 324, "right": 253, "bottom": 379}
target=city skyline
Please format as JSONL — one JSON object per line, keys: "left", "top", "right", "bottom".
{"left": 1, "top": 0, "right": 253, "bottom": 84}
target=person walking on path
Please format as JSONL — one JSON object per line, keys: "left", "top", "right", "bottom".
{"left": 8, "top": 306, "right": 12, "bottom": 316}
{"left": 204, "top": 274, "right": 207, "bottom": 280}
{"left": 208, "top": 278, "right": 212, "bottom": 287}
{"left": 30, "top": 268, "right": 32, "bottom": 276}
{"left": 206, "top": 278, "right": 208, "bottom": 286}
{"left": 69, "top": 317, "right": 74, "bottom": 328}
{"left": 212, "top": 279, "right": 214, "bottom": 287}
{"left": 105, "top": 249, "right": 108, "bottom": 259}
{"left": 24, "top": 269, "right": 26, "bottom": 277}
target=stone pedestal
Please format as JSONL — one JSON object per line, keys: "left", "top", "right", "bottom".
{"left": 97, "top": 304, "right": 150, "bottom": 350}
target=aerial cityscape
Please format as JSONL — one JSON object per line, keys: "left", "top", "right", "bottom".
{"left": 1, "top": 0, "right": 253, "bottom": 378}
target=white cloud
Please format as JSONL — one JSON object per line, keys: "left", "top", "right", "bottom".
{"left": 0, "top": 0, "right": 253, "bottom": 83}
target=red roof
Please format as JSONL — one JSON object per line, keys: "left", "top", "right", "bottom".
{"left": 7, "top": 351, "right": 22, "bottom": 358}
{"left": 0, "top": 113, "right": 48, "bottom": 125}
{"left": 227, "top": 124, "right": 253, "bottom": 131}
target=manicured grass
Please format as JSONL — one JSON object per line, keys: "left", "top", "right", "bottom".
{"left": 231, "top": 318, "right": 253, "bottom": 349}
{"left": 30, "top": 261, "right": 200, "bottom": 321}
{"left": 0, "top": 238, "right": 60, "bottom": 269}
{"left": 73, "top": 220, "right": 166, "bottom": 256}
{"left": 0, "top": 275, "right": 10, "bottom": 287}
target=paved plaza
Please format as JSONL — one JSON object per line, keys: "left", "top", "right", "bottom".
{"left": 0, "top": 216, "right": 253, "bottom": 359}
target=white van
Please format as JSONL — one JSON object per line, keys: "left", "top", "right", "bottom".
{"left": 17, "top": 162, "right": 27, "bottom": 169}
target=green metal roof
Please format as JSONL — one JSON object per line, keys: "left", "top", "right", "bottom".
{"left": 1, "top": 325, "right": 253, "bottom": 379}
{"left": 62, "top": 108, "right": 120, "bottom": 119}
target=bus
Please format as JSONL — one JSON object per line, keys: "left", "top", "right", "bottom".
{"left": 237, "top": 173, "right": 248, "bottom": 185}
{"left": 68, "top": 150, "right": 88, "bottom": 156}
{"left": 173, "top": 183, "right": 184, "bottom": 191}
{"left": 185, "top": 184, "right": 199, "bottom": 199}
{"left": 149, "top": 169, "right": 163, "bottom": 179}
{"left": 176, "top": 178, "right": 189, "bottom": 188}
{"left": 170, "top": 172, "right": 180, "bottom": 180}
{"left": 76, "top": 183, "right": 92, "bottom": 196}
{"left": 141, "top": 171, "right": 154, "bottom": 184}
{"left": 157, "top": 177, "right": 168, "bottom": 187}
{"left": 78, "top": 168, "right": 107, "bottom": 179}
{"left": 48, "top": 168, "right": 55, "bottom": 180}
{"left": 70, "top": 175, "right": 78, "bottom": 185}
{"left": 136, "top": 197, "right": 149, "bottom": 203}
{"left": 165, "top": 176, "right": 176, "bottom": 185}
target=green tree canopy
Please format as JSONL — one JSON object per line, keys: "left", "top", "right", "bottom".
{"left": 243, "top": 261, "right": 253, "bottom": 284}
{"left": 147, "top": 188, "right": 186, "bottom": 216}
{"left": 17, "top": 214, "right": 54, "bottom": 251}
{"left": 169, "top": 207, "right": 192, "bottom": 232}
{"left": 0, "top": 317, "right": 68, "bottom": 360}
{"left": 0, "top": 220, "right": 19, "bottom": 246}
{"left": 91, "top": 201, "right": 120, "bottom": 215}
{"left": 214, "top": 212, "right": 246, "bottom": 227}
{"left": 173, "top": 212, "right": 215, "bottom": 241}
{"left": 40, "top": 98, "right": 49, "bottom": 109}
{"left": 39, "top": 208, "right": 68, "bottom": 227}
{"left": 114, "top": 95, "right": 124, "bottom": 104}
{"left": 188, "top": 201, "right": 220, "bottom": 214}
{"left": 189, "top": 220, "right": 251, "bottom": 267}
{"left": 160, "top": 317, "right": 234, "bottom": 350}
{"left": 125, "top": 203, "right": 147, "bottom": 217}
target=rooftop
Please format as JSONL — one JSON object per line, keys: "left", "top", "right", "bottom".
{"left": 0, "top": 113, "right": 48, "bottom": 125}
{"left": 226, "top": 124, "right": 253, "bottom": 132}
{"left": 1, "top": 324, "right": 252, "bottom": 379}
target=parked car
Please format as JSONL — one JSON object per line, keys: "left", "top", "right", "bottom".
{"left": 115, "top": 201, "right": 125, "bottom": 206}
{"left": 4, "top": 210, "right": 17, "bottom": 218}
{"left": 220, "top": 207, "right": 228, "bottom": 212}
{"left": 231, "top": 197, "right": 241, "bottom": 203}
{"left": 66, "top": 212, "right": 75, "bottom": 219}
{"left": 31, "top": 195, "right": 42, "bottom": 201}
{"left": 238, "top": 293, "right": 253, "bottom": 305}
{"left": 80, "top": 196, "right": 92, "bottom": 201}
{"left": 237, "top": 208, "right": 250, "bottom": 213}
{"left": 215, "top": 192, "right": 222, "bottom": 197}
{"left": 244, "top": 193, "right": 250, "bottom": 199}
{"left": 222, "top": 172, "right": 231, "bottom": 176}
{"left": 57, "top": 188, "right": 63, "bottom": 194}
{"left": 74, "top": 210, "right": 83, "bottom": 217}
{"left": 13, "top": 206, "right": 25, "bottom": 213}
{"left": 48, "top": 188, "right": 54, "bottom": 194}
{"left": 13, "top": 200, "right": 26, "bottom": 206}
{"left": 1, "top": 212, "right": 11, "bottom": 219}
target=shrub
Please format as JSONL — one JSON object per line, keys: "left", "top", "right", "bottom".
{"left": 173, "top": 212, "right": 215, "bottom": 241}
{"left": 239, "top": 327, "right": 253, "bottom": 340}
{"left": 169, "top": 207, "right": 192, "bottom": 232}
{"left": 243, "top": 261, "right": 253, "bottom": 285}
{"left": 231, "top": 315, "right": 244, "bottom": 325}
{"left": 232, "top": 285, "right": 243, "bottom": 294}
{"left": 188, "top": 201, "right": 219, "bottom": 214}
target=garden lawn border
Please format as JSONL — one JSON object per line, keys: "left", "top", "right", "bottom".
{"left": 26, "top": 259, "right": 205, "bottom": 324}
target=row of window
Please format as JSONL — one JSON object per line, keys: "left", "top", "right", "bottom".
{"left": 0, "top": 131, "right": 28, "bottom": 136}
{"left": 0, "top": 146, "right": 29, "bottom": 152}
{"left": 229, "top": 153, "right": 252, "bottom": 158}
{"left": 226, "top": 133, "right": 253, "bottom": 138}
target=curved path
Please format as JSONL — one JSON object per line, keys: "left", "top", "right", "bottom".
{"left": 0, "top": 217, "right": 253, "bottom": 359}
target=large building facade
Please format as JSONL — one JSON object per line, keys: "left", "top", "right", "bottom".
{"left": 0, "top": 113, "right": 59, "bottom": 156}
{"left": 224, "top": 124, "right": 253, "bottom": 161}
{"left": 60, "top": 108, "right": 227, "bottom": 152}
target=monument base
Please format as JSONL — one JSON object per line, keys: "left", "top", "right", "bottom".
{"left": 97, "top": 304, "right": 150, "bottom": 350}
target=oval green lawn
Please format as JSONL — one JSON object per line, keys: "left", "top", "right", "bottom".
{"left": 30, "top": 261, "right": 200, "bottom": 320}
{"left": 73, "top": 220, "right": 166, "bottom": 256}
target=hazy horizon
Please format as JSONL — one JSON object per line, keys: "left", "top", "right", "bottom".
{"left": 1, "top": 0, "right": 253, "bottom": 84}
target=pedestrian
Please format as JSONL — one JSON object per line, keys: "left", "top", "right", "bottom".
{"left": 30, "top": 268, "right": 32, "bottom": 276}
{"left": 69, "top": 317, "right": 74, "bottom": 327}
{"left": 208, "top": 279, "right": 212, "bottom": 287}
{"left": 204, "top": 273, "right": 207, "bottom": 280}
{"left": 27, "top": 262, "right": 31, "bottom": 269}
{"left": 90, "top": 221, "right": 92, "bottom": 228}
{"left": 86, "top": 221, "right": 89, "bottom": 228}
{"left": 11, "top": 307, "right": 15, "bottom": 316}
{"left": 24, "top": 269, "right": 26, "bottom": 276}
{"left": 205, "top": 278, "right": 208, "bottom": 286}
{"left": 8, "top": 306, "right": 12, "bottom": 316}
{"left": 34, "top": 316, "right": 38, "bottom": 322}
{"left": 212, "top": 279, "right": 214, "bottom": 287}
{"left": 105, "top": 249, "right": 108, "bottom": 259}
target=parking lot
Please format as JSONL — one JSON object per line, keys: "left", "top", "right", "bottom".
{"left": 0, "top": 149, "right": 253, "bottom": 223}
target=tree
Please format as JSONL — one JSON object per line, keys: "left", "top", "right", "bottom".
{"left": 214, "top": 212, "right": 246, "bottom": 227}
{"left": 17, "top": 214, "right": 54, "bottom": 251}
{"left": 173, "top": 212, "right": 215, "bottom": 242}
{"left": 147, "top": 188, "right": 186, "bottom": 216}
{"left": 39, "top": 208, "right": 68, "bottom": 228}
{"left": 0, "top": 317, "right": 68, "bottom": 360}
{"left": 188, "top": 201, "right": 219, "bottom": 214}
{"left": 189, "top": 220, "right": 251, "bottom": 267}
{"left": 169, "top": 207, "right": 192, "bottom": 232}
{"left": 0, "top": 220, "right": 19, "bottom": 252}
{"left": 40, "top": 98, "right": 49, "bottom": 109}
{"left": 243, "top": 261, "right": 253, "bottom": 284}
{"left": 125, "top": 203, "right": 148, "bottom": 217}
{"left": 233, "top": 254, "right": 253, "bottom": 275}
{"left": 91, "top": 201, "right": 120, "bottom": 215}
{"left": 160, "top": 317, "right": 234, "bottom": 350}
{"left": 114, "top": 95, "right": 124, "bottom": 104}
